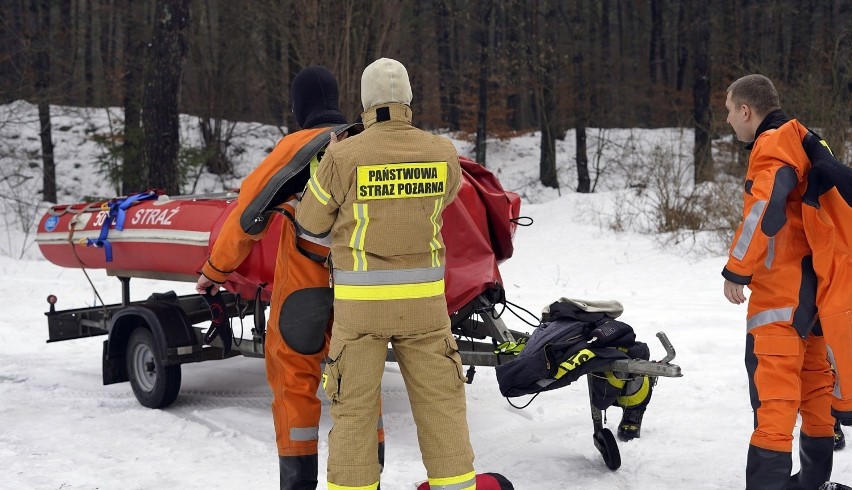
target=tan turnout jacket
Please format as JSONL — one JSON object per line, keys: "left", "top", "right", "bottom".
{"left": 295, "top": 103, "right": 461, "bottom": 333}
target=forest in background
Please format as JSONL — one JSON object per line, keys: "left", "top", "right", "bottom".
{"left": 1, "top": 0, "right": 850, "bottom": 200}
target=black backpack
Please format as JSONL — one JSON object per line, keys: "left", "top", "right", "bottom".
{"left": 495, "top": 300, "right": 649, "bottom": 410}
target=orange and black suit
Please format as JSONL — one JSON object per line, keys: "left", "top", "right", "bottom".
{"left": 200, "top": 67, "right": 383, "bottom": 490}
{"left": 801, "top": 131, "right": 852, "bottom": 425}
{"left": 723, "top": 110, "right": 835, "bottom": 489}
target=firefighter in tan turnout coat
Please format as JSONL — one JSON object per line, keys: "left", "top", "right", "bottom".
{"left": 297, "top": 58, "right": 511, "bottom": 490}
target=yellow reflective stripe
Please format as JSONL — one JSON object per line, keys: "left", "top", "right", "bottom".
{"left": 349, "top": 203, "right": 369, "bottom": 271}
{"left": 328, "top": 482, "right": 379, "bottom": 490}
{"left": 428, "top": 471, "right": 476, "bottom": 490}
{"left": 819, "top": 139, "right": 834, "bottom": 156}
{"left": 554, "top": 348, "right": 597, "bottom": 380}
{"left": 428, "top": 197, "right": 443, "bottom": 267}
{"left": 617, "top": 375, "right": 651, "bottom": 407}
{"left": 308, "top": 175, "right": 331, "bottom": 205}
{"left": 334, "top": 279, "right": 444, "bottom": 301}
{"left": 309, "top": 154, "right": 320, "bottom": 177}
{"left": 605, "top": 371, "right": 627, "bottom": 389}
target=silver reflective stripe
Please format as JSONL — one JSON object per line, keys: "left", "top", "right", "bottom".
{"left": 377, "top": 416, "right": 383, "bottom": 430}
{"left": 299, "top": 231, "right": 332, "bottom": 247}
{"left": 764, "top": 236, "right": 775, "bottom": 269}
{"left": 827, "top": 346, "right": 842, "bottom": 397}
{"left": 334, "top": 266, "right": 445, "bottom": 286}
{"left": 290, "top": 427, "right": 319, "bottom": 441}
{"left": 733, "top": 200, "right": 767, "bottom": 260}
{"left": 429, "top": 477, "right": 476, "bottom": 490}
{"left": 746, "top": 307, "right": 794, "bottom": 331}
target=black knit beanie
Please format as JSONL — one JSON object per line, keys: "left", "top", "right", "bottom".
{"left": 291, "top": 66, "right": 347, "bottom": 129}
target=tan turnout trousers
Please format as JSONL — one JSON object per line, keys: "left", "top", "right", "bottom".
{"left": 323, "top": 321, "right": 474, "bottom": 487}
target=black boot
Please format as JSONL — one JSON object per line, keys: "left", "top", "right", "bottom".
{"left": 835, "top": 420, "right": 846, "bottom": 451}
{"left": 745, "top": 445, "right": 792, "bottom": 490}
{"left": 377, "top": 441, "right": 385, "bottom": 490}
{"left": 279, "top": 455, "right": 318, "bottom": 490}
{"left": 788, "top": 434, "right": 834, "bottom": 490}
{"left": 617, "top": 406, "right": 645, "bottom": 441}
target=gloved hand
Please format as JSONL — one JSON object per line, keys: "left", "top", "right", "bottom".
{"left": 494, "top": 338, "right": 526, "bottom": 355}
{"left": 201, "top": 287, "right": 232, "bottom": 357}
{"left": 588, "top": 320, "right": 635, "bottom": 347}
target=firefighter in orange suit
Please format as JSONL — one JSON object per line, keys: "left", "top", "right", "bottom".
{"left": 195, "top": 66, "right": 384, "bottom": 490}
{"left": 722, "top": 74, "right": 835, "bottom": 490}
{"left": 296, "top": 58, "right": 513, "bottom": 490}
{"left": 800, "top": 130, "right": 852, "bottom": 432}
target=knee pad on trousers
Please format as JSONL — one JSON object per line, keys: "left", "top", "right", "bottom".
{"left": 616, "top": 375, "right": 653, "bottom": 409}
{"left": 279, "top": 288, "right": 332, "bottom": 355}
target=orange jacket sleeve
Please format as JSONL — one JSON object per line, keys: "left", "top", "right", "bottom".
{"left": 722, "top": 121, "right": 810, "bottom": 285}
{"left": 201, "top": 127, "right": 330, "bottom": 283}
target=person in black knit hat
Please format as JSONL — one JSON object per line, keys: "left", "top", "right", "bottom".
{"left": 290, "top": 66, "right": 347, "bottom": 130}
{"left": 196, "top": 65, "right": 384, "bottom": 490}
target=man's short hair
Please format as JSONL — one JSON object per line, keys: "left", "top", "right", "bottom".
{"left": 727, "top": 74, "right": 781, "bottom": 118}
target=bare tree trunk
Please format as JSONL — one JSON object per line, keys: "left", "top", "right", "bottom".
{"left": 286, "top": 36, "right": 299, "bottom": 132}
{"left": 122, "top": 0, "right": 144, "bottom": 194}
{"left": 572, "top": 1, "right": 590, "bottom": 193}
{"left": 32, "top": 0, "right": 56, "bottom": 202}
{"left": 57, "top": 0, "right": 74, "bottom": 101}
{"left": 38, "top": 101, "right": 56, "bottom": 203}
{"left": 535, "top": 0, "right": 559, "bottom": 189}
{"left": 675, "top": 1, "right": 687, "bottom": 91}
{"left": 435, "top": 0, "right": 459, "bottom": 130}
{"left": 84, "top": 0, "right": 94, "bottom": 105}
{"left": 261, "top": 0, "right": 285, "bottom": 126}
{"left": 474, "top": 0, "right": 491, "bottom": 166}
{"left": 505, "top": 0, "right": 527, "bottom": 130}
{"left": 692, "top": 1, "right": 713, "bottom": 183}
{"left": 142, "top": 0, "right": 190, "bottom": 195}
{"left": 649, "top": 0, "right": 662, "bottom": 84}
{"left": 538, "top": 89, "right": 559, "bottom": 189}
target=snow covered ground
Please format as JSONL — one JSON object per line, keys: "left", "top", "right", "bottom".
{"left": 0, "top": 102, "right": 849, "bottom": 489}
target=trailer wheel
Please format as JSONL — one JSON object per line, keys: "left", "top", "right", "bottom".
{"left": 126, "top": 328, "right": 181, "bottom": 409}
{"left": 593, "top": 428, "right": 621, "bottom": 470}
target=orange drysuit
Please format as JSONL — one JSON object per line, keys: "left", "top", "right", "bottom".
{"left": 723, "top": 113, "right": 835, "bottom": 455}
{"left": 201, "top": 125, "right": 385, "bottom": 460}
{"left": 801, "top": 132, "right": 852, "bottom": 421}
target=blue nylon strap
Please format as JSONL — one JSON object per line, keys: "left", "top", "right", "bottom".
{"left": 86, "top": 191, "right": 158, "bottom": 262}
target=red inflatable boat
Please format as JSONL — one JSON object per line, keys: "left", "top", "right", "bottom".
{"left": 36, "top": 157, "right": 521, "bottom": 313}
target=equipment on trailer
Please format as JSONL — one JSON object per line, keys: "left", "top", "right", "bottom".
{"left": 36, "top": 157, "right": 682, "bottom": 471}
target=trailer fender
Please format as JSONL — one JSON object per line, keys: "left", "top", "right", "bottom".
{"left": 103, "top": 301, "right": 199, "bottom": 385}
